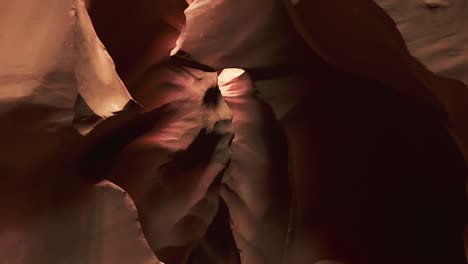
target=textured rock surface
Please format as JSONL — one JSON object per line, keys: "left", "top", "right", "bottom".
{"left": 285, "top": 0, "right": 468, "bottom": 164}
{"left": 288, "top": 1, "right": 467, "bottom": 263}
{"left": 0, "top": 180, "right": 162, "bottom": 264}
{"left": 0, "top": 0, "right": 136, "bottom": 194}
{"left": 85, "top": 59, "right": 234, "bottom": 264}
{"left": 88, "top": 0, "right": 189, "bottom": 87}
{"left": 375, "top": 0, "right": 468, "bottom": 86}
{"left": 373, "top": 1, "right": 468, "bottom": 260}
{"left": 218, "top": 69, "right": 290, "bottom": 264}
{"left": 2, "top": 0, "right": 467, "bottom": 263}
{"left": 0, "top": 0, "right": 134, "bottom": 132}
{"left": 0, "top": 1, "right": 159, "bottom": 263}
{"left": 88, "top": 2, "right": 237, "bottom": 262}
{"left": 173, "top": 0, "right": 310, "bottom": 71}
{"left": 181, "top": 1, "right": 467, "bottom": 263}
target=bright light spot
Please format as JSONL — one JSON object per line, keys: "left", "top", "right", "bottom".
{"left": 218, "top": 68, "right": 245, "bottom": 85}
{"left": 218, "top": 68, "right": 253, "bottom": 97}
